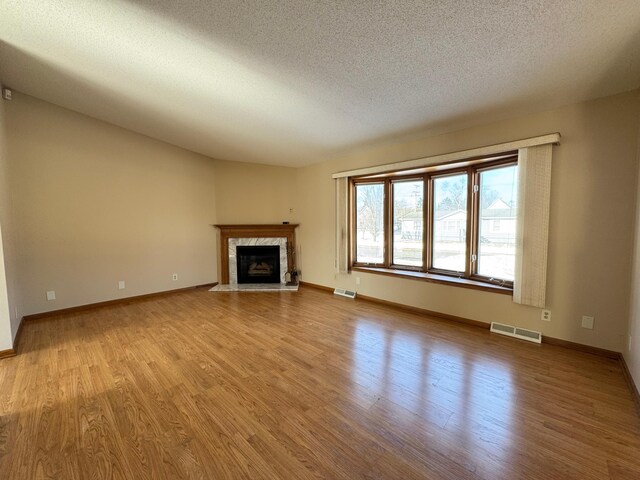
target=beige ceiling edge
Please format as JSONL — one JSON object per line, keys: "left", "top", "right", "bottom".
{"left": 331, "top": 133, "right": 561, "bottom": 179}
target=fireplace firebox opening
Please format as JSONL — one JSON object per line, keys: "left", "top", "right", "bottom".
{"left": 236, "top": 245, "right": 281, "bottom": 284}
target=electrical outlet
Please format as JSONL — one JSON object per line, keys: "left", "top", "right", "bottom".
{"left": 541, "top": 310, "right": 551, "bottom": 321}
{"left": 356, "top": 276, "right": 361, "bottom": 285}
{"left": 46, "top": 290, "right": 56, "bottom": 301}
{"left": 14, "top": 306, "right": 18, "bottom": 320}
{"left": 118, "top": 280, "right": 125, "bottom": 290}
{"left": 581, "top": 315, "right": 594, "bottom": 329}
{"left": 172, "top": 273, "right": 178, "bottom": 281}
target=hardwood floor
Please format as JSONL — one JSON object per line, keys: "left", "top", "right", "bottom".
{"left": 1, "top": 286, "right": 639, "bottom": 479}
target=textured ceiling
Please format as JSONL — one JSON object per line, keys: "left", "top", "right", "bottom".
{"left": 1, "top": 1, "right": 639, "bottom": 166}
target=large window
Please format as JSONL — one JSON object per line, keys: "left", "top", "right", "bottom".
{"left": 355, "top": 182, "right": 385, "bottom": 264}
{"left": 477, "top": 164, "right": 518, "bottom": 282}
{"left": 351, "top": 155, "right": 517, "bottom": 288}
{"left": 432, "top": 173, "right": 467, "bottom": 273}
{"left": 392, "top": 180, "right": 424, "bottom": 267}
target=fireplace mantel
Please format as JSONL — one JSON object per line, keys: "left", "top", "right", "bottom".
{"left": 214, "top": 224, "right": 299, "bottom": 284}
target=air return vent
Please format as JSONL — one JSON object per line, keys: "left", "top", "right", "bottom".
{"left": 490, "top": 322, "right": 542, "bottom": 344}
{"left": 334, "top": 288, "right": 356, "bottom": 299}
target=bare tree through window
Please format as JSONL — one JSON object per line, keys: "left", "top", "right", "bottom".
{"left": 355, "top": 183, "right": 384, "bottom": 263}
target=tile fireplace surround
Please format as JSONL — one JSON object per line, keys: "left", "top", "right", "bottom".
{"left": 229, "top": 237, "right": 287, "bottom": 284}
{"left": 214, "top": 224, "right": 298, "bottom": 285}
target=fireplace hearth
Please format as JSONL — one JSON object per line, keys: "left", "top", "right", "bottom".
{"left": 236, "top": 245, "right": 281, "bottom": 284}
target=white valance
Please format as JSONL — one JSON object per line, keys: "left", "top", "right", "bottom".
{"left": 332, "top": 133, "right": 559, "bottom": 179}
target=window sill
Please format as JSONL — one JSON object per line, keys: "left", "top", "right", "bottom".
{"left": 351, "top": 266, "right": 513, "bottom": 295}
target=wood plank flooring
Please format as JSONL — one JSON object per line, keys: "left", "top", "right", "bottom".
{"left": 1, "top": 285, "right": 639, "bottom": 479}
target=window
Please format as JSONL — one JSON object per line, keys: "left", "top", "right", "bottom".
{"left": 351, "top": 155, "right": 517, "bottom": 289}
{"left": 392, "top": 180, "right": 423, "bottom": 267}
{"left": 477, "top": 164, "right": 518, "bottom": 282}
{"left": 432, "top": 173, "right": 467, "bottom": 272}
{"left": 354, "top": 182, "right": 384, "bottom": 264}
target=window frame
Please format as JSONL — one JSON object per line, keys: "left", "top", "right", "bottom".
{"left": 469, "top": 161, "right": 518, "bottom": 287}
{"left": 352, "top": 180, "right": 387, "bottom": 267}
{"left": 428, "top": 167, "right": 471, "bottom": 278}
{"left": 349, "top": 154, "right": 517, "bottom": 291}
{"left": 390, "top": 175, "right": 425, "bottom": 271}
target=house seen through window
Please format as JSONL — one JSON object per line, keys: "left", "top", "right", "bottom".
{"left": 352, "top": 155, "right": 518, "bottom": 287}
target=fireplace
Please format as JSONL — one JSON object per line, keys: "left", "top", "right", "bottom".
{"left": 236, "top": 245, "right": 281, "bottom": 284}
{"left": 214, "top": 224, "right": 299, "bottom": 285}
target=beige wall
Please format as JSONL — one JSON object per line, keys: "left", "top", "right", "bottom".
{"left": 0, "top": 97, "right": 19, "bottom": 349}
{"left": 6, "top": 94, "right": 222, "bottom": 316}
{"left": 213, "top": 159, "right": 297, "bottom": 225}
{"left": 5, "top": 93, "right": 299, "bottom": 318}
{"left": 296, "top": 90, "right": 640, "bottom": 353}
{"left": 626, "top": 107, "right": 640, "bottom": 388}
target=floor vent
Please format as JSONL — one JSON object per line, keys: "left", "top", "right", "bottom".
{"left": 334, "top": 288, "right": 356, "bottom": 299}
{"left": 490, "top": 322, "right": 542, "bottom": 344}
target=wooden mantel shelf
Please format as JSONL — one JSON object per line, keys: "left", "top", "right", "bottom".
{"left": 214, "top": 224, "right": 299, "bottom": 284}
{"left": 214, "top": 224, "right": 299, "bottom": 232}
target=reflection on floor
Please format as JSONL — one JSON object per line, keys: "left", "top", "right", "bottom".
{"left": 0, "top": 285, "right": 638, "bottom": 479}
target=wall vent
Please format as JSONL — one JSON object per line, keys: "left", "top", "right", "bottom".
{"left": 490, "top": 322, "right": 542, "bottom": 344}
{"left": 334, "top": 288, "right": 356, "bottom": 299}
